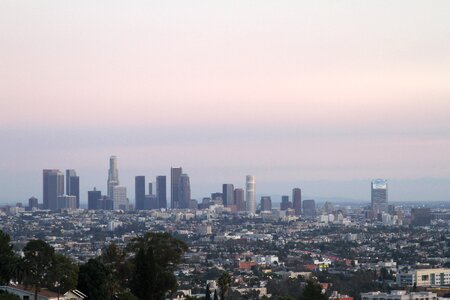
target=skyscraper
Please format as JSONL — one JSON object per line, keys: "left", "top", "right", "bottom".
{"left": 135, "top": 176, "right": 146, "bottom": 210}
{"left": 66, "top": 169, "right": 80, "bottom": 208}
{"left": 234, "top": 188, "right": 245, "bottom": 211}
{"left": 280, "top": 195, "right": 292, "bottom": 210}
{"left": 28, "top": 197, "right": 38, "bottom": 210}
{"left": 113, "top": 185, "right": 128, "bottom": 210}
{"left": 222, "top": 184, "right": 234, "bottom": 207}
{"left": 371, "top": 179, "right": 388, "bottom": 213}
{"left": 171, "top": 167, "right": 182, "bottom": 208}
{"left": 246, "top": 175, "right": 256, "bottom": 213}
{"left": 156, "top": 176, "right": 167, "bottom": 209}
{"left": 88, "top": 188, "right": 102, "bottom": 210}
{"left": 43, "top": 169, "right": 64, "bottom": 210}
{"left": 260, "top": 196, "right": 272, "bottom": 211}
{"left": 302, "top": 199, "right": 316, "bottom": 217}
{"left": 107, "top": 156, "right": 119, "bottom": 200}
{"left": 178, "top": 173, "right": 191, "bottom": 209}
{"left": 292, "top": 188, "right": 302, "bottom": 216}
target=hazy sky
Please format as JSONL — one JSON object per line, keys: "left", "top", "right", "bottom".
{"left": 1, "top": 1, "right": 450, "bottom": 204}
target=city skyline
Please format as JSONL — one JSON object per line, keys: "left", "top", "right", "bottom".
{"left": 1, "top": 1, "right": 450, "bottom": 203}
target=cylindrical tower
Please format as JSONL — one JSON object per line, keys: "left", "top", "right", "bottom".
{"left": 246, "top": 175, "right": 256, "bottom": 213}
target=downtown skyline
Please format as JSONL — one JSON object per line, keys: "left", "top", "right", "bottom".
{"left": 1, "top": 1, "right": 450, "bottom": 203}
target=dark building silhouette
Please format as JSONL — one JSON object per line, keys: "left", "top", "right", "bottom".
{"left": 260, "top": 196, "right": 272, "bottom": 211}
{"left": 43, "top": 169, "right": 64, "bottom": 210}
{"left": 211, "top": 192, "right": 223, "bottom": 203}
{"left": 179, "top": 173, "right": 191, "bottom": 209}
{"left": 156, "top": 176, "right": 167, "bottom": 209}
{"left": 88, "top": 188, "right": 102, "bottom": 210}
{"left": 411, "top": 208, "right": 432, "bottom": 226}
{"left": 280, "top": 195, "right": 292, "bottom": 210}
{"left": 222, "top": 184, "right": 234, "bottom": 207}
{"left": 171, "top": 167, "right": 182, "bottom": 208}
{"left": 135, "top": 176, "right": 146, "bottom": 210}
{"left": 234, "top": 188, "right": 245, "bottom": 211}
{"left": 66, "top": 169, "right": 80, "bottom": 208}
{"left": 293, "top": 188, "right": 302, "bottom": 215}
{"left": 144, "top": 194, "right": 158, "bottom": 210}
{"left": 148, "top": 182, "right": 153, "bottom": 195}
{"left": 302, "top": 199, "right": 316, "bottom": 217}
{"left": 28, "top": 197, "right": 38, "bottom": 210}
{"left": 98, "top": 195, "right": 114, "bottom": 210}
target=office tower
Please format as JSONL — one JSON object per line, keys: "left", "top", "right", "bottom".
{"left": 43, "top": 169, "right": 64, "bottom": 210}
{"left": 280, "top": 195, "right": 292, "bottom": 210}
{"left": 302, "top": 199, "right": 316, "bottom": 216}
{"left": 99, "top": 195, "right": 114, "bottom": 210}
{"left": 148, "top": 183, "right": 153, "bottom": 195}
{"left": 170, "top": 167, "right": 182, "bottom": 208}
{"left": 135, "top": 176, "right": 146, "bottom": 210}
{"left": 260, "top": 196, "right": 272, "bottom": 211}
{"left": 189, "top": 199, "right": 198, "bottom": 210}
{"left": 57, "top": 195, "right": 77, "bottom": 210}
{"left": 113, "top": 186, "right": 128, "bottom": 210}
{"left": 28, "top": 197, "right": 38, "bottom": 210}
{"left": 88, "top": 188, "right": 102, "bottom": 210}
{"left": 107, "top": 156, "right": 119, "bottom": 200}
{"left": 371, "top": 179, "right": 388, "bottom": 214}
{"left": 222, "top": 184, "right": 234, "bottom": 207}
{"left": 144, "top": 195, "right": 158, "bottom": 210}
{"left": 211, "top": 192, "right": 223, "bottom": 202}
{"left": 246, "top": 175, "right": 256, "bottom": 213}
{"left": 156, "top": 176, "right": 167, "bottom": 209}
{"left": 411, "top": 208, "right": 432, "bottom": 226}
{"left": 234, "top": 188, "right": 245, "bottom": 211}
{"left": 66, "top": 169, "right": 80, "bottom": 208}
{"left": 292, "top": 188, "right": 302, "bottom": 216}
{"left": 178, "top": 173, "right": 191, "bottom": 209}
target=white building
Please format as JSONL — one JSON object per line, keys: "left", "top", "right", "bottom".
{"left": 246, "top": 175, "right": 256, "bottom": 213}
{"left": 361, "top": 290, "right": 437, "bottom": 300}
{"left": 397, "top": 268, "right": 450, "bottom": 287}
{"left": 113, "top": 185, "right": 128, "bottom": 210}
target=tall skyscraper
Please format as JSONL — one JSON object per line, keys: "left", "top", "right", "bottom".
{"left": 107, "top": 156, "right": 119, "bottom": 200}
{"left": 135, "top": 176, "right": 146, "bottom": 210}
{"left": 178, "top": 173, "right": 191, "bottom": 209}
{"left": 156, "top": 176, "right": 167, "bottom": 209}
{"left": 66, "top": 169, "right": 80, "bottom": 208}
{"left": 88, "top": 188, "right": 102, "bottom": 210}
{"left": 246, "top": 175, "right": 256, "bottom": 213}
{"left": 28, "top": 197, "right": 38, "bottom": 210}
{"left": 302, "top": 199, "right": 316, "bottom": 216}
{"left": 371, "top": 179, "right": 388, "bottom": 213}
{"left": 260, "top": 196, "right": 272, "bottom": 211}
{"left": 222, "top": 184, "right": 234, "bottom": 207}
{"left": 113, "top": 185, "right": 128, "bottom": 210}
{"left": 171, "top": 167, "right": 182, "bottom": 208}
{"left": 43, "top": 169, "right": 64, "bottom": 210}
{"left": 292, "top": 188, "right": 302, "bottom": 216}
{"left": 280, "top": 195, "right": 292, "bottom": 210}
{"left": 234, "top": 188, "right": 245, "bottom": 211}
{"left": 148, "top": 182, "right": 153, "bottom": 195}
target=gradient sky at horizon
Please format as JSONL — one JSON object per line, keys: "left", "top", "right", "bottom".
{"left": 1, "top": 1, "right": 450, "bottom": 204}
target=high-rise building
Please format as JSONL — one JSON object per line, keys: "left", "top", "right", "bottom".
{"left": 292, "top": 188, "right": 302, "bottom": 215}
{"left": 178, "top": 173, "right": 191, "bottom": 209}
{"left": 144, "top": 194, "right": 158, "bottom": 210}
{"left": 88, "top": 188, "right": 102, "bottom": 210}
{"left": 246, "top": 175, "right": 256, "bottom": 213}
{"left": 113, "top": 185, "right": 128, "bottom": 210}
{"left": 302, "top": 199, "right": 316, "bottom": 217}
{"left": 28, "top": 197, "right": 38, "bottom": 210}
{"left": 148, "top": 182, "right": 153, "bottom": 195}
{"left": 222, "top": 184, "right": 234, "bottom": 207}
{"left": 135, "top": 176, "right": 146, "bottom": 210}
{"left": 234, "top": 188, "right": 245, "bottom": 211}
{"left": 260, "top": 196, "right": 272, "bottom": 211}
{"left": 170, "top": 167, "right": 182, "bottom": 209}
{"left": 107, "top": 156, "right": 119, "bottom": 200}
{"left": 280, "top": 195, "right": 292, "bottom": 210}
{"left": 66, "top": 169, "right": 80, "bottom": 208}
{"left": 57, "top": 195, "right": 77, "bottom": 210}
{"left": 43, "top": 169, "right": 64, "bottom": 210}
{"left": 371, "top": 179, "right": 388, "bottom": 213}
{"left": 156, "top": 176, "right": 167, "bottom": 209}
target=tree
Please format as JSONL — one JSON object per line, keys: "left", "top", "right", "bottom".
{"left": 77, "top": 258, "right": 118, "bottom": 300}
{"left": 49, "top": 254, "right": 78, "bottom": 296}
{"left": 101, "top": 243, "right": 132, "bottom": 287}
{"left": 205, "top": 284, "right": 211, "bottom": 300}
{"left": 213, "top": 290, "right": 218, "bottom": 300}
{"left": 21, "top": 240, "right": 55, "bottom": 300}
{"left": 218, "top": 272, "right": 232, "bottom": 300}
{"left": 0, "top": 230, "right": 16, "bottom": 285}
{"left": 128, "top": 232, "right": 188, "bottom": 300}
{"left": 0, "top": 290, "right": 21, "bottom": 300}
{"left": 299, "top": 280, "right": 327, "bottom": 300}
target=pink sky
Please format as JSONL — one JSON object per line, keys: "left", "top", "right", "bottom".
{"left": 1, "top": 1, "right": 450, "bottom": 203}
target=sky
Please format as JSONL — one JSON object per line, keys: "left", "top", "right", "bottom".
{"left": 1, "top": 1, "right": 450, "bottom": 204}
